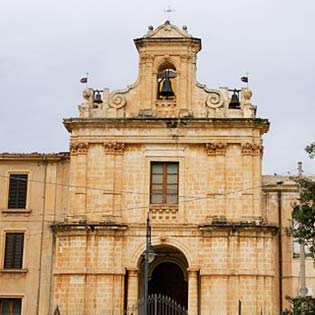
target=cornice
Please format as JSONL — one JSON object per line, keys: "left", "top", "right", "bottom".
{"left": 0, "top": 152, "right": 70, "bottom": 161}
{"left": 199, "top": 223, "right": 278, "bottom": 236}
{"left": 63, "top": 117, "right": 270, "bottom": 133}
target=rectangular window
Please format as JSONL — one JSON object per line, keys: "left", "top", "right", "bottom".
{"left": 8, "top": 174, "right": 28, "bottom": 209}
{"left": 150, "top": 162, "right": 178, "bottom": 204}
{"left": 0, "top": 298, "right": 22, "bottom": 315}
{"left": 4, "top": 233, "right": 24, "bottom": 269}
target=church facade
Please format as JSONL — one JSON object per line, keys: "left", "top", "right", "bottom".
{"left": 0, "top": 22, "right": 314, "bottom": 315}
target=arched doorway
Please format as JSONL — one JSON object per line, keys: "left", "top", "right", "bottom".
{"left": 138, "top": 245, "right": 188, "bottom": 309}
{"left": 149, "top": 262, "right": 188, "bottom": 307}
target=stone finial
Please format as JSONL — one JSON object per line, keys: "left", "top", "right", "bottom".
{"left": 79, "top": 88, "right": 93, "bottom": 117}
{"left": 242, "top": 88, "right": 252, "bottom": 103}
{"left": 182, "top": 25, "right": 188, "bottom": 31}
{"left": 241, "top": 88, "right": 256, "bottom": 118}
{"left": 83, "top": 88, "right": 92, "bottom": 100}
{"left": 148, "top": 25, "right": 154, "bottom": 31}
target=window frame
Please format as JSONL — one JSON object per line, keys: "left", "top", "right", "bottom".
{"left": 3, "top": 232, "right": 25, "bottom": 270}
{"left": 150, "top": 162, "right": 179, "bottom": 205}
{"left": 0, "top": 297, "right": 22, "bottom": 315}
{"left": 4, "top": 171, "right": 30, "bottom": 211}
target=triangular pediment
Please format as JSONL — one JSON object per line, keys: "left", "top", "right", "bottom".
{"left": 144, "top": 21, "right": 191, "bottom": 39}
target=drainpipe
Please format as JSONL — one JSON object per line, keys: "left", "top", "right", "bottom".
{"left": 278, "top": 190, "right": 283, "bottom": 315}
{"left": 36, "top": 159, "right": 48, "bottom": 315}
{"left": 197, "top": 270, "right": 200, "bottom": 315}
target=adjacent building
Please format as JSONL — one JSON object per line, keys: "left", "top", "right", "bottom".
{"left": 0, "top": 22, "right": 314, "bottom": 315}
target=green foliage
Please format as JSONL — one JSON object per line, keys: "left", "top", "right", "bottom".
{"left": 283, "top": 296, "right": 315, "bottom": 315}
{"left": 290, "top": 177, "right": 315, "bottom": 260}
{"left": 283, "top": 144, "right": 315, "bottom": 315}
{"left": 305, "top": 142, "right": 315, "bottom": 159}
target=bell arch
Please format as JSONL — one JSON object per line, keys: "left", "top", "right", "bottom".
{"left": 155, "top": 60, "right": 177, "bottom": 100}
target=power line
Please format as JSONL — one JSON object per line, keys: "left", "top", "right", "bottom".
{"left": 0, "top": 175, "right": 299, "bottom": 220}
{"left": 0, "top": 168, "right": 298, "bottom": 201}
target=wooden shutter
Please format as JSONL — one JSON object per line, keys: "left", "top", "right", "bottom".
{"left": 8, "top": 174, "right": 28, "bottom": 209}
{"left": 0, "top": 298, "right": 22, "bottom": 315}
{"left": 4, "top": 233, "right": 24, "bottom": 269}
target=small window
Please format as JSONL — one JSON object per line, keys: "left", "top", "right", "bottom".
{"left": 4, "top": 233, "right": 24, "bottom": 269}
{"left": 8, "top": 174, "right": 28, "bottom": 209}
{"left": 0, "top": 298, "right": 22, "bottom": 315}
{"left": 150, "top": 162, "right": 178, "bottom": 204}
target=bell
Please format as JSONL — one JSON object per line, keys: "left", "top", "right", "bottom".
{"left": 229, "top": 90, "right": 240, "bottom": 109}
{"left": 93, "top": 91, "right": 103, "bottom": 104}
{"left": 160, "top": 77, "right": 174, "bottom": 97}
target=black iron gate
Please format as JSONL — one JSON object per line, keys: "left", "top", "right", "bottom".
{"left": 124, "top": 294, "right": 188, "bottom": 315}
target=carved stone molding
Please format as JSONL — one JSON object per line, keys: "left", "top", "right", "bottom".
{"left": 103, "top": 142, "right": 125, "bottom": 154}
{"left": 205, "top": 90, "right": 224, "bottom": 109}
{"left": 205, "top": 142, "right": 227, "bottom": 155}
{"left": 241, "top": 143, "right": 263, "bottom": 155}
{"left": 108, "top": 92, "right": 127, "bottom": 109}
{"left": 70, "top": 142, "right": 89, "bottom": 155}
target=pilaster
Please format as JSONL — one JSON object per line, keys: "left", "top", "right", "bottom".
{"left": 103, "top": 142, "right": 125, "bottom": 220}
{"left": 127, "top": 268, "right": 139, "bottom": 309}
{"left": 205, "top": 143, "right": 227, "bottom": 218}
{"left": 69, "top": 142, "right": 89, "bottom": 219}
{"left": 187, "top": 268, "right": 199, "bottom": 315}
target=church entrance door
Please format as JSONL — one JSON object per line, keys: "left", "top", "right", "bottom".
{"left": 149, "top": 261, "right": 188, "bottom": 308}
{"left": 138, "top": 245, "right": 189, "bottom": 310}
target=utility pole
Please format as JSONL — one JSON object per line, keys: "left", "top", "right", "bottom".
{"left": 298, "top": 161, "right": 307, "bottom": 296}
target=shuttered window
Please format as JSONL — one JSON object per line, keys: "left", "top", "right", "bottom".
{"left": 150, "top": 162, "right": 179, "bottom": 204}
{"left": 0, "top": 298, "right": 22, "bottom": 315}
{"left": 8, "top": 174, "right": 28, "bottom": 209}
{"left": 4, "top": 233, "right": 24, "bottom": 269}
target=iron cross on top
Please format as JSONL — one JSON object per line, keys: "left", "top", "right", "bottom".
{"left": 164, "top": 5, "right": 176, "bottom": 22}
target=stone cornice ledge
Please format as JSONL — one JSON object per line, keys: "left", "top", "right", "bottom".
{"left": 1, "top": 209, "right": 32, "bottom": 216}
{"left": 199, "top": 270, "right": 275, "bottom": 276}
{"left": 51, "top": 222, "right": 128, "bottom": 233}
{"left": 53, "top": 270, "right": 125, "bottom": 276}
{"left": 0, "top": 269, "right": 28, "bottom": 274}
{"left": 0, "top": 152, "right": 69, "bottom": 161}
{"left": 63, "top": 117, "right": 270, "bottom": 133}
{"left": 199, "top": 223, "right": 278, "bottom": 235}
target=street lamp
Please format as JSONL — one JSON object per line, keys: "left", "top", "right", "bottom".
{"left": 143, "top": 212, "right": 156, "bottom": 315}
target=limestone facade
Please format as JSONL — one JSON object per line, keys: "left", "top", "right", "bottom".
{"left": 0, "top": 22, "right": 314, "bottom": 315}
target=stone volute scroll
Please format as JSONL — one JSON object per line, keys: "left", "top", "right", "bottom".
{"left": 108, "top": 91, "right": 127, "bottom": 109}
{"left": 205, "top": 89, "right": 224, "bottom": 109}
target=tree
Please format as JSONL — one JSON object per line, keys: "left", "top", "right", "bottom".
{"left": 282, "top": 146, "right": 315, "bottom": 315}
{"left": 283, "top": 296, "right": 315, "bottom": 315}
{"left": 305, "top": 142, "right": 315, "bottom": 159}
{"left": 291, "top": 177, "right": 315, "bottom": 261}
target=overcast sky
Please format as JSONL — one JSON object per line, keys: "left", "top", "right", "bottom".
{"left": 1, "top": 0, "right": 314, "bottom": 175}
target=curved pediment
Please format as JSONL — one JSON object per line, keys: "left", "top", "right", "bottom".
{"left": 144, "top": 21, "right": 191, "bottom": 39}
